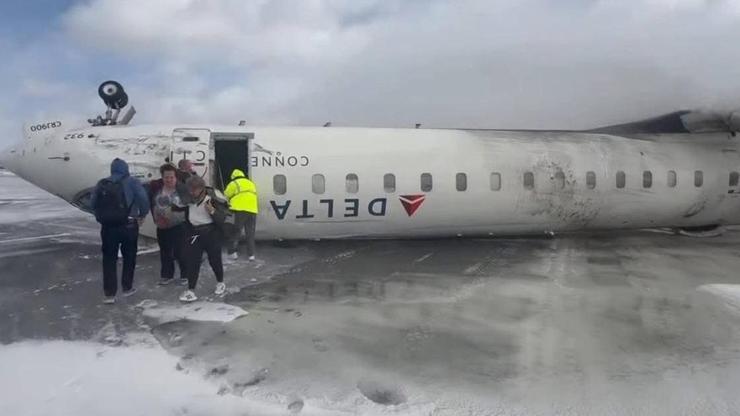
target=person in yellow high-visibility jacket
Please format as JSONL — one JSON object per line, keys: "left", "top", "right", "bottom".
{"left": 224, "top": 169, "right": 258, "bottom": 260}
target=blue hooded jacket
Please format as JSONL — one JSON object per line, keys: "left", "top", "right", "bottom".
{"left": 90, "top": 158, "right": 150, "bottom": 219}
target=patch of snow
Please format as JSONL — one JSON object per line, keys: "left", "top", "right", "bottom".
{"left": 0, "top": 246, "right": 62, "bottom": 259}
{"left": 0, "top": 205, "right": 85, "bottom": 224}
{"left": 698, "top": 284, "right": 740, "bottom": 312}
{"left": 0, "top": 175, "right": 87, "bottom": 224}
{"left": 136, "top": 245, "right": 161, "bottom": 255}
{"left": 0, "top": 233, "right": 71, "bottom": 244}
{"left": 0, "top": 339, "right": 349, "bottom": 416}
{"left": 413, "top": 253, "right": 434, "bottom": 263}
{"left": 137, "top": 300, "right": 248, "bottom": 324}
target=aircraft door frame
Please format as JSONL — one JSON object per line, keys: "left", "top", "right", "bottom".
{"left": 172, "top": 128, "right": 211, "bottom": 183}
{"left": 211, "top": 132, "right": 253, "bottom": 191}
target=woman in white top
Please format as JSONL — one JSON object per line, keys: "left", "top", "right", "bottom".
{"left": 176, "top": 176, "right": 229, "bottom": 302}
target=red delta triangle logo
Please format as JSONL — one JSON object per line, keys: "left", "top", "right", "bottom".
{"left": 399, "top": 194, "right": 426, "bottom": 217}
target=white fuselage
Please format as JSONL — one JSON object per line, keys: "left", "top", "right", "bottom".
{"left": 2, "top": 123, "right": 740, "bottom": 239}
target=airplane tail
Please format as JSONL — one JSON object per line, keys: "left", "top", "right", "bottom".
{"left": 590, "top": 110, "right": 740, "bottom": 135}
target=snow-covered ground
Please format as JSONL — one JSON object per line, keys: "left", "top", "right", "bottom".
{"left": 4, "top": 288, "right": 740, "bottom": 416}
{"left": 0, "top": 338, "right": 337, "bottom": 416}
{"left": 6, "top": 173, "right": 740, "bottom": 415}
{"left": 0, "top": 172, "right": 86, "bottom": 224}
{"left": 0, "top": 304, "right": 432, "bottom": 416}
{"left": 699, "top": 284, "right": 740, "bottom": 313}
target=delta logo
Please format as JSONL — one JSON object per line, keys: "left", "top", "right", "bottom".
{"left": 398, "top": 194, "right": 426, "bottom": 217}
{"left": 269, "top": 194, "right": 427, "bottom": 220}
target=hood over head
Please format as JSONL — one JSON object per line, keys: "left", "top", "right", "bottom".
{"left": 230, "top": 169, "right": 246, "bottom": 180}
{"left": 110, "top": 158, "right": 130, "bottom": 177}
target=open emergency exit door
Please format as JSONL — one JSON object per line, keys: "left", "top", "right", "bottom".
{"left": 213, "top": 133, "right": 252, "bottom": 191}
{"left": 172, "top": 128, "right": 211, "bottom": 183}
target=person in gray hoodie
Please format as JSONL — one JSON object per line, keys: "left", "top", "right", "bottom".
{"left": 90, "top": 158, "right": 150, "bottom": 304}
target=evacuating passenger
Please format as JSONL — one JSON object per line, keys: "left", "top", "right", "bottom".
{"left": 146, "top": 163, "right": 189, "bottom": 286}
{"left": 224, "top": 169, "right": 258, "bottom": 261}
{"left": 90, "top": 158, "right": 150, "bottom": 304}
{"left": 176, "top": 159, "right": 196, "bottom": 184}
{"left": 176, "top": 176, "right": 229, "bottom": 302}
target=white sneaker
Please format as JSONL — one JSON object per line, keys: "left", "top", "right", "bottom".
{"left": 158, "top": 278, "right": 173, "bottom": 286}
{"left": 179, "top": 290, "right": 198, "bottom": 303}
{"left": 228, "top": 252, "right": 239, "bottom": 260}
{"left": 102, "top": 297, "right": 115, "bottom": 304}
{"left": 248, "top": 255, "right": 256, "bottom": 261}
{"left": 122, "top": 288, "right": 137, "bottom": 297}
{"left": 214, "top": 282, "right": 226, "bottom": 296}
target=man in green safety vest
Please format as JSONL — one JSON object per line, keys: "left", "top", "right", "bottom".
{"left": 224, "top": 169, "right": 258, "bottom": 261}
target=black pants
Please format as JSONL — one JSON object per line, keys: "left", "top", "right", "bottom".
{"left": 156, "top": 224, "right": 186, "bottom": 280}
{"left": 229, "top": 211, "right": 256, "bottom": 256}
{"left": 186, "top": 224, "right": 223, "bottom": 290}
{"left": 101, "top": 223, "right": 139, "bottom": 297}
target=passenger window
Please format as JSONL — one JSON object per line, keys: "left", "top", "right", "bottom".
{"left": 273, "top": 174, "right": 287, "bottom": 195}
{"left": 643, "top": 171, "right": 652, "bottom": 188}
{"left": 384, "top": 173, "right": 396, "bottom": 193}
{"left": 730, "top": 172, "right": 739, "bottom": 187}
{"left": 523, "top": 172, "right": 534, "bottom": 190}
{"left": 346, "top": 173, "right": 359, "bottom": 193}
{"left": 667, "top": 170, "right": 677, "bottom": 188}
{"left": 586, "top": 171, "right": 596, "bottom": 189}
{"left": 554, "top": 171, "right": 565, "bottom": 189}
{"left": 695, "top": 170, "right": 703, "bottom": 187}
{"left": 616, "top": 171, "right": 625, "bottom": 189}
{"left": 456, "top": 173, "right": 467, "bottom": 191}
{"left": 490, "top": 172, "right": 501, "bottom": 191}
{"left": 421, "top": 173, "right": 433, "bottom": 192}
{"left": 311, "top": 174, "right": 325, "bottom": 194}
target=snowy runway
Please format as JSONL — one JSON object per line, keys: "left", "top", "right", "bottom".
{"left": 4, "top": 172, "right": 740, "bottom": 415}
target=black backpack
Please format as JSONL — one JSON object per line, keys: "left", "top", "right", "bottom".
{"left": 94, "top": 178, "right": 132, "bottom": 225}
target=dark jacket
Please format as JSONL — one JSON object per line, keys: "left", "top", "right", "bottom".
{"left": 145, "top": 178, "right": 190, "bottom": 217}
{"left": 90, "top": 159, "right": 150, "bottom": 219}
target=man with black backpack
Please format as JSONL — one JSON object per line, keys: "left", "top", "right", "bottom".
{"left": 90, "top": 158, "right": 150, "bottom": 304}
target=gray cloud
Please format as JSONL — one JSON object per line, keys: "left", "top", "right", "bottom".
{"left": 2, "top": 0, "right": 740, "bottom": 146}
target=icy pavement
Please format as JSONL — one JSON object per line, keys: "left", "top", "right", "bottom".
{"left": 0, "top": 173, "right": 309, "bottom": 342}
{"left": 5, "top": 173, "right": 740, "bottom": 414}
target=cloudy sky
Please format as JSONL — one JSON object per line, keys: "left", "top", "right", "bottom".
{"left": 1, "top": 0, "right": 739, "bottom": 145}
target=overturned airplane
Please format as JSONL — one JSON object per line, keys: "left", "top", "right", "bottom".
{"left": 2, "top": 81, "right": 740, "bottom": 240}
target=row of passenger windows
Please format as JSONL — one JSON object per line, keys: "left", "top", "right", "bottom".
{"left": 272, "top": 170, "right": 739, "bottom": 195}
{"left": 273, "top": 172, "right": 472, "bottom": 195}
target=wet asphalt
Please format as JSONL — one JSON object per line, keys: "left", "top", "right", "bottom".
{"left": 4, "top": 172, "right": 740, "bottom": 414}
